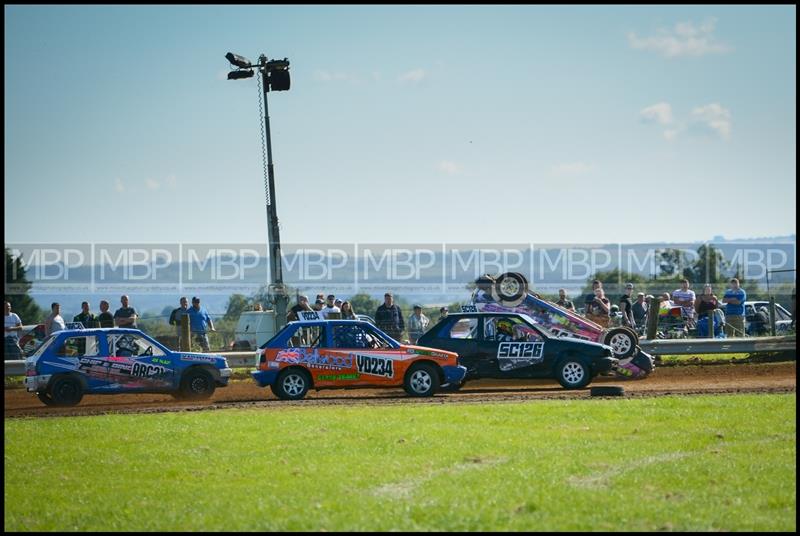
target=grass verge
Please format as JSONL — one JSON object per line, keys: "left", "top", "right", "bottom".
{"left": 4, "top": 394, "right": 796, "bottom": 531}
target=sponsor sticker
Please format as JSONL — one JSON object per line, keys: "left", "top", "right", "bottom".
{"left": 497, "top": 342, "right": 544, "bottom": 359}
{"left": 461, "top": 305, "right": 478, "bottom": 313}
{"left": 318, "top": 373, "right": 360, "bottom": 381}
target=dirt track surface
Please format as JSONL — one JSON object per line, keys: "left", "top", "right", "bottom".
{"left": 5, "top": 362, "right": 796, "bottom": 419}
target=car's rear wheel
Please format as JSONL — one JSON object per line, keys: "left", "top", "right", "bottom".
{"left": 271, "top": 368, "right": 311, "bottom": 400}
{"left": 604, "top": 328, "right": 638, "bottom": 358}
{"left": 556, "top": 357, "right": 591, "bottom": 389}
{"left": 179, "top": 368, "right": 216, "bottom": 400}
{"left": 493, "top": 272, "right": 528, "bottom": 306}
{"left": 49, "top": 376, "right": 84, "bottom": 406}
{"left": 404, "top": 363, "right": 439, "bottom": 397}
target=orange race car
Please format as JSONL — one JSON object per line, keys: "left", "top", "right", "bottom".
{"left": 251, "top": 315, "right": 466, "bottom": 400}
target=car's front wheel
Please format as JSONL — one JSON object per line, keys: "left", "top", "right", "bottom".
{"left": 178, "top": 368, "right": 216, "bottom": 400}
{"left": 49, "top": 376, "right": 84, "bottom": 406}
{"left": 404, "top": 363, "right": 439, "bottom": 397}
{"left": 556, "top": 356, "right": 591, "bottom": 389}
{"left": 271, "top": 368, "right": 311, "bottom": 400}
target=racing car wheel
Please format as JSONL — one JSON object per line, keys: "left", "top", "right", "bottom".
{"left": 492, "top": 272, "right": 529, "bottom": 307}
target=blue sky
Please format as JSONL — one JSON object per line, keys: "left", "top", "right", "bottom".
{"left": 4, "top": 5, "right": 796, "bottom": 246}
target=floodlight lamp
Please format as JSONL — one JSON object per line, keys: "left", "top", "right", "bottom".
{"left": 226, "top": 52, "right": 252, "bottom": 69}
{"left": 227, "top": 70, "right": 255, "bottom": 80}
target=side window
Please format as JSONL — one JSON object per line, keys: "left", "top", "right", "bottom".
{"left": 109, "top": 334, "right": 165, "bottom": 357}
{"left": 56, "top": 336, "right": 100, "bottom": 357}
{"left": 332, "top": 325, "right": 390, "bottom": 349}
{"left": 484, "top": 317, "right": 539, "bottom": 342}
{"left": 286, "top": 325, "right": 324, "bottom": 348}
{"left": 448, "top": 318, "right": 478, "bottom": 339}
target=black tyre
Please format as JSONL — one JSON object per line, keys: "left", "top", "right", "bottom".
{"left": 271, "top": 368, "right": 311, "bottom": 400}
{"left": 49, "top": 376, "right": 84, "bottom": 406}
{"left": 604, "top": 328, "right": 638, "bottom": 358}
{"left": 404, "top": 363, "right": 439, "bottom": 397}
{"left": 493, "top": 272, "right": 528, "bottom": 306}
{"left": 179, "top": 368, "right": 216, "bottom": 400}
{"left": 37, "top": 391, "right": 57, "bottom": 406}
{"left": 590, "top": 386, "right": 625, "bottom": 397}
{"left": 555, "top": 357, "right": 591, "bottom": 389}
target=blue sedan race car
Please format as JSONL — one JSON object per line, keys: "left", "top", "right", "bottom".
{"left": 24, "top": 327, "right": 232, "bottom": 406}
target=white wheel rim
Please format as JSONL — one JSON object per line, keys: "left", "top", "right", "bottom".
{"left": 410, "top": 370, "right": 432, "bottom": 393}
{"left": 562, "top": 362, "right": 585, "bottom": 384}
{"left": 500, "top": 278, "right": 520, "bottom": 296}
{"left": 284, "top": 374, "right": 305, "bottom": 396}
{"left": 610, "top": 333, "right": 632, "bottom": 354}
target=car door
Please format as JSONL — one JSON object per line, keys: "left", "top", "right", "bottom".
{"left": 107, "top": 333, "right": 174, "bottom": 390}
{"left": 481, "top": 316, "right": 548, "bottom": 378}
{"left": 328, "top": 323, "right": 395, "bottom": 386}
{"left": 436, "top": 316, "right": 481, "bottom": 377}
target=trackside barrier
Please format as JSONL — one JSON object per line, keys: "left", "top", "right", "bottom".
{"left": 4, "top": 339, "right": 795, "bottom": 377}
{"left": 638, "top": 335, "right": 796, "bottom": 356}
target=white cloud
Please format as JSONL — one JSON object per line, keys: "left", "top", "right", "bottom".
{"left": 145, "top": 178, "right": 161, "bottom": 191}
{"left": 551, "top": 162, "right": 592, "bottom": 176}
{"left": 663, "top": 129, "right": 680, "bottom": 141}
{"left": 313, "top": 70, "right": 355, "bottom": 82}
{"left": 437, "top": 160, "right": 461, "bottom": 175}
{"left": 628, "top": 18, "right": 731, "bottom": 58}
{"left": 398, "top": 69, "right": 426, "bottom": 83}
{"left": 114, "top": 178, "right": 125, "bottom": 192}
{"left": 640, "top": 102, "right": 673, "bottom": 125}
{"left": 689, "top": 103, "right": 732, "bottom": 140}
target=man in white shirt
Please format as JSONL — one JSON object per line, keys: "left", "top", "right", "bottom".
{"left": 44, "top": 302, "right": 66, "bottom": 337}
{"left": 5, "top": 301, "right": 23, "bottom": 359}
{"left": 318, "top": 294, "right": 341, "bottom": 319}
{"left": 672, "top": 279, "right": 697, "bottom": 325}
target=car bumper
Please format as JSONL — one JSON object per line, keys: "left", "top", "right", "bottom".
{"left": 442, "top": 365, "right": 467, "bottom": 385}
{"left": 24, "top": 374, "right": 51, "bottom": 392}
{"left": 217, "top": 368, "right": 233, "bottom": 386}
{"left": 593, "top": 357, "right": 618, "bottom": 374}
{"left": 251, "top": 369, "right": 280, "bottom": 388}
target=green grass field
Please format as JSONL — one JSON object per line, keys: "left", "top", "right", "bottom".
{"left": 4, "top": 394, "right": 796, "bottom": 531}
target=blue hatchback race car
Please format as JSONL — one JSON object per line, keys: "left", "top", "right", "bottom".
{"left": 24, "top": 327, "right": 232, "bottom": 406}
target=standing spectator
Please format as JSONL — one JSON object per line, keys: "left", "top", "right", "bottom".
{"left": 659, "top": 292, "right": 674, "bottom": 311}
{"left": 618, "top": 283, "right": 636, "bottom": 328}
{"left": 73, "top": 301, "right": 97, "bottom": 328}
{"left": 556, "top": 289, "right": 575, "bottom": 311}
{"left": 187, "top": 297, "right": 215, "bottom": 352}
{"left": 438, "top": 307, "right": 449, "bottom": 322}
{"left": 722, "top": 278, "right": 747, "bottom": 337}
{"left": 44, "top": 302, "right": 66, "bottom": 336}
{"left": 584, "top": 280, "right": 603, "bottom": 309}
{"left": 114, "top": 295, "right": 138, "bottom": 329}
{"left": 407, "top": 305, "right": 430, "bottom": 344}
{"left": 375, "top": 292, "right": 404, "bottom": 340}
{"left": 673, "top": 279, "right": 696, "bottom": 326}
{"left": 340, "top": 301, "right": 356, "bottom": 320}
{"left": 751, "top": 306, "right": 771, "bottom": 336}
{"left": 632, "top": 292, "right": 647, "bottom": 327}
{"left": 4, "top": 301, "right": 23, "bottom": 360}
{"left": 287, "top": 295, "right": 312, "bottom": 322}
{"left": 97, "top": 300, "right": 114, "bottom": 328}
{"left": 319, "top": 294, "right": 341, "bottom": 319}
{"left": 585, "top": 288, "right": 610, "bottom": 327}
{"left": 169, "top": 297, "right": 190, "bottom": 336}
{"left": 315, "top": 293, "right": 325, "bottom": 304}
{"left": 334, "top": 298, "right": 343, "bottom": 309}
{"left": 312, "top": 299, "right": 324, "bottom": 312}
{"left": 695, "top": 284, "right": 720, "bottom": 337}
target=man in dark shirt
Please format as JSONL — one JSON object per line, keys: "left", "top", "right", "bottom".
{"left": 168, "top": 297, "right": 190, "bottom": 336}
{"left": 632, "top": 292, "right": 647, "bottom": 327}
{"left": 556, "top": 288, "right": 574, "bottom": 311}
{"left": 73, "top": 301, "right": 97, "bottom": 328}
{"left": 114, "top": 295, "right": 138, "bottom": 329}
{"left": 375, "top": 292, "right": 404, "bottom": 341}
{"left": 97, "top": 300, "right": 114, "bottom": 328}
{"left": 287, "top": 295, "right": 312, "bottom": 322}
{"left": 619, "top": 283, "right": 636, "bottom": 328}
{"left": 584, "top": 280, "right": 603, "bottom": 308}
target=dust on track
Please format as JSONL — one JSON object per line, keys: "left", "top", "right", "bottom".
{"left": 4, "top": 361, "right": 795, "bottom": 419}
